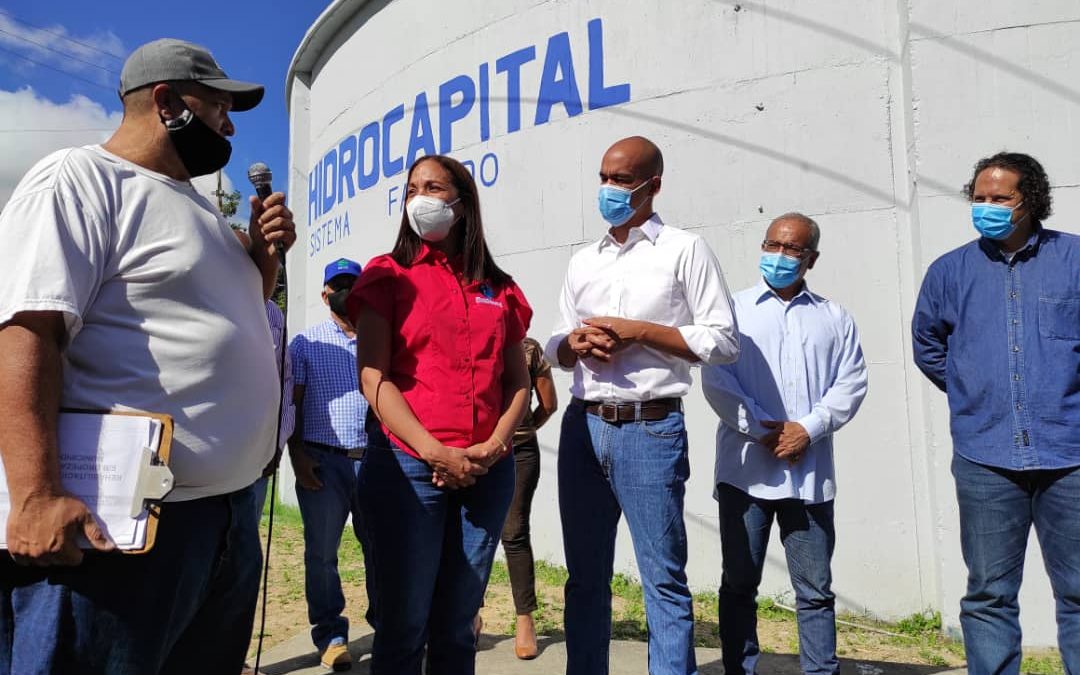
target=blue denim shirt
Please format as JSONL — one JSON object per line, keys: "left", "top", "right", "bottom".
{"left": 913, "top": 227, "right": 1080, "bottom": 470}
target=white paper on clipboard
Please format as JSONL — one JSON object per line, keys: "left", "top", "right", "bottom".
{"left": 0, "top": 412, "right": 173, "bottom": 551}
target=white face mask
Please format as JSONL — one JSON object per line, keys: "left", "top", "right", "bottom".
{"left": 406, "top": 195, "right": 460, "bottom": 242}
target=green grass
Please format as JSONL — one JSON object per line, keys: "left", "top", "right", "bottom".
{"left": 487, "top": 559, "right": 571, "bottom": 636}
{"left": 919, "top": 649, "right": 949, "bottom": 667}
{"left": 534, "top": 559, "right": 569, "bottom": 587}
{"left": 533, "top": 594, "right": 563, "bottom": 636}
{"left": 894, "top": 610, "right": 942, "bottom": 636}
{"left": 1021, "top": 652, "right": 1066, "bottom": 675}
{"left": 487, "top": 561, "right": 511, "bottom": 585}
{"left": 263, "top": 498, "right": 366, "bottom": 585}
{"left": 756, "top": 596, "right": 795, "bottom": 622}
{"left": 261, "top": 494, "right": 304, "bottom": 529}
{"left": 693, "top": 589, "right": 718, "bottom": 618}
{"left": 610, "top": 572, "right": 648, "bottom": 639}
{"left": 611, "top": 572, "right": 645, "bottom": 604}
{"left": 259, "top": 506, "right": 1064, "bottom": 673}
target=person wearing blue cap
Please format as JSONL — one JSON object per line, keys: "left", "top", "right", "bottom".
{"left": 286, "top": 258, "right": 371, "bottom": 671}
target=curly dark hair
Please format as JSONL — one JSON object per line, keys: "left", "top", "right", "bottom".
{"left": 964, "top": 152, "right": 1052, "bottom": 224}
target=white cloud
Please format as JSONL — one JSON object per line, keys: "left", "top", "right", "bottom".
{"left": 0, "top": 13, "right": 125, "bottom": 90}
{"left": 0, "top": 87, "right": 247, "bottom": 219}
{"left": 0, "top": 86, "right": 121, "bottom": 207}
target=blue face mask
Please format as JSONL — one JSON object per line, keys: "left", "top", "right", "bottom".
{"left": 971, "top": 202, "right": 1020, "bottom": 240}
{"left": 760, "top": 252, "right": 803, "bottom": 290}
{"left": 598, "top": 179, "right": 652, "bottom": 227}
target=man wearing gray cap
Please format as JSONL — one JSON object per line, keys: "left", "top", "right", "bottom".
{"left": 0, "top": 38, "right": 295, "bottom": 673}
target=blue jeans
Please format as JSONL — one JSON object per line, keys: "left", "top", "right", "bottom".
{"left": 252, "top": 474, "right": 270, "bottom": 518}
{"left": 358, "top": 439, "right": 514, "bottom": 675}
{"left": 294, "top": 445, "right": 367, "bottom": 652}
{"left": 558, "top": 402, "right": 696, "bottom": 675}
{"left": 0, "top": 486, "right": 261, "bottom": 675}
{"left": 716, "top": 483, "right": 838, "bottom": 675}
{"left": 952, "top": 454, "right": 1080, "bottom": 675}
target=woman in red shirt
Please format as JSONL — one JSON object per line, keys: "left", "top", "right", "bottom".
{"left": 347, "top": 154, "right": 532, "bottom": 674}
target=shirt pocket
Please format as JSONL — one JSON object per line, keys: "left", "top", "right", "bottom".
{"left": 469, "top": 295, "right": 507, "bottom": 361}
{"left": 622, "top": 260, "right": 677, "bottom": 323}
{"left": 1038, "top": 297, "right": 1080, "bottom": 340}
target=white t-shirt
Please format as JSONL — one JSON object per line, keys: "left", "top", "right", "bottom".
{"left": 0, "top": 145, "right": 279, "bottom": 501}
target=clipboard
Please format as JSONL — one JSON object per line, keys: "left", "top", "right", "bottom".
{"left": 0, "top": 409, "right": 175, "bottom": 555}
{"left": 107, "top": 409, "right": 175, "bottom": 555}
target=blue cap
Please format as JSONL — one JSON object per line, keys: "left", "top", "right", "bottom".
{"left": 323, "top": 258, "right": 362, "bottom": 284}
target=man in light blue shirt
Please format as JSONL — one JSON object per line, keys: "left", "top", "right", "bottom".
{"left": 288, "top": 257, "right": 370, "bottom": 671}
{"left": 703, "top": 213, "right": 867, "bottom": 675}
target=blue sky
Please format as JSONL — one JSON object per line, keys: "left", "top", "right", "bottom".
{"left": 0, "top": 0, "right": 328, "bottom": 212}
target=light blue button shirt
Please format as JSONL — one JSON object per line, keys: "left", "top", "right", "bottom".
{"left": 703, "top": 281, "right": 868, "bottom": 503}
{"left": 289, "top": 319, "right": 368, "bottom": 449}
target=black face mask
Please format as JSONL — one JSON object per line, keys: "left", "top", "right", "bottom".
{"left": 163, "top": 108, "right": 232, "bottom": 178}
{"left": 328, "top": 289, "right": 350, "bottom": 319}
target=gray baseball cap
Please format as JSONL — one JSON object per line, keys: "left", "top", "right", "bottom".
{"left": 119, "top": 38, "right": 264, "bottom": 112}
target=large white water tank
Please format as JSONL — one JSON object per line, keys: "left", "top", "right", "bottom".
{"left": 285, "top": 0, "right": 1080, "bottom": 646}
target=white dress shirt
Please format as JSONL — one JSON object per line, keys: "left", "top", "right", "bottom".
{"left": 703, "top": 281, "right": 867, "bottom": 503}
{"left": 545, "top": 214, "right": 739, "bottom": 401}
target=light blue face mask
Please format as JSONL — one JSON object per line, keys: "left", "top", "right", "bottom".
{"left": 971, "top": 202, "right": 1021, "bottom": 240}
{"left": 598, "top": 179, "right": 652, "bottom": 227}
{"left": 760, "top": 252, "right": 803, "bottom": 290}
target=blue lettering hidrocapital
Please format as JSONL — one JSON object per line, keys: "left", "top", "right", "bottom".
{"left": 308, "top": 17, "right": 631, "bottom": 223}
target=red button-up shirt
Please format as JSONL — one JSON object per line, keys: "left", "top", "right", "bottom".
{"left": 347, "top": 245, "right": 532, "bottom": 458}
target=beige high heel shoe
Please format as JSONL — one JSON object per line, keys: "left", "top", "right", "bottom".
{"left": 514, "top": 613, "right": 538, "bottom": 660}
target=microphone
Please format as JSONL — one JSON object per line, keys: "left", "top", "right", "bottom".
{"left": 247, "top": 161, "right": 273, "bottom": 200}
{"left": 247, "top": 162, "right": 285, "bottom": 265}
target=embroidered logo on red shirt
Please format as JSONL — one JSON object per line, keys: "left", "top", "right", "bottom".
{"left": 475, "top": 296, "right": 504, "bottom": 308}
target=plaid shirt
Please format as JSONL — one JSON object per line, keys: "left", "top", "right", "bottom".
{"left": 289, "top": 319, "right": 368, "bottom": 449}
{"left": 266, "top": 301, "right": 295, "bottom": 449}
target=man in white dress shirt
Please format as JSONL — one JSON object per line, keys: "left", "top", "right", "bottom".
{"left": 546, "top": 136, "right": 740, "bottom": 675}
{"left": 703, "top": 213, "right": 867, "bottom": 675}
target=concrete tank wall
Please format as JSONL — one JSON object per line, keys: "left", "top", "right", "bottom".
{"left": 284, "top": 0, "right": 1080, "bottom": 645}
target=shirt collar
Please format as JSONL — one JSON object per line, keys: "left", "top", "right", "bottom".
{"left": 597, "top": 213, "right": 664, "bottom": 251}
{"left": 412, "top": 241, "right": 463, "bottom": 270}
{"left": 753, "top": 279, "right": 820, "bottom": 305}
{"left": 324, "top": 317, "right": 358, "bottom": 341}
{"left": 327, "top": 318, "right": 356, "bottom": 341}
{"left": 977, "top": 224, "right": 1045, "bottom": 262}
{"left": 412, "top": 242, "right": 441, "bottom": 264}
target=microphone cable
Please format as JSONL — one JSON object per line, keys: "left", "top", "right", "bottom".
{"left": 253, "top": 252, "right": 287, "bottom": 675}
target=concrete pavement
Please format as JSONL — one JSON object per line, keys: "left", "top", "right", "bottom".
{"left": 252, "top": 627, "right": 966, "bottom": 674}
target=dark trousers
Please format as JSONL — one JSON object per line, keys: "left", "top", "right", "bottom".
{"left": 716, "top": 483, "right": 838, "bottom": 675}
{"left": 500, "top": 434, "right": 541, "bottom": 615}
{"left": 0, "top": 486, "right": 261, "bottom": 675}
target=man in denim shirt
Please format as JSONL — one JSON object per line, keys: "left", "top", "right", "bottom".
{"left": 913, "top": 152, "right": 1080, "bottom": 675}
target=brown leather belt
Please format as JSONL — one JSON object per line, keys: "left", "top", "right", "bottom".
{"left": 575, "top": 397, "right": 682, "bottom": 423}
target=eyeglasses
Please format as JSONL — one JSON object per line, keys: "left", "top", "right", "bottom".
{"left": 761, "top": 239, "right": 814, "bottom": 258}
